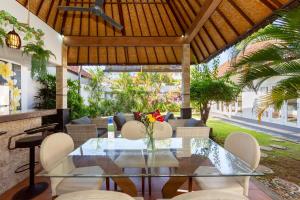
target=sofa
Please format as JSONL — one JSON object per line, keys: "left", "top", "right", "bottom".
{"left": 168, "top": 118, "right": 208, "bottom": 137}
{"left": 113, "top": 112, "right": 208, "bottom": 137}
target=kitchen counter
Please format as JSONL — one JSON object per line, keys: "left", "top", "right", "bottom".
{"left": 0, "top": 109, "right": 57, "bottom": 123}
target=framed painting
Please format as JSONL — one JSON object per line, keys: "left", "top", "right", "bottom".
{"left": 0, "top": 60, "right": 21, "bottom": 111}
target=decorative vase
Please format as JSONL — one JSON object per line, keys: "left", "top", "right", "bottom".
{"left": 146, "top": 123, "right": 155, "bottom": 151}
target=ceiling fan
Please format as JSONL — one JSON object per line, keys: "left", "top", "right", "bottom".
{"left": 58, "top": 0, "right": 123, "bottom": 30}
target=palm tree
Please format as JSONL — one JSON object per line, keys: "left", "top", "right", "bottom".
{"left": 230, "top": 6, "right": 300, "bottom": 120}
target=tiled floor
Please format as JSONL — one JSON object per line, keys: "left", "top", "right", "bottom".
{"left": 0, "top": 176, "right": 272, "bottom": 200}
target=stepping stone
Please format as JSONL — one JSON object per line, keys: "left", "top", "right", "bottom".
{"left": 257, "top": 165, "right": 274, "bottom": 174}
{"left": 260, "top": 146, "right": 273, "bottom": 151}
{"left": 275, "top": 136, "right": 300, "bottom": 144}
{"left": 270, "top": 144, "right": 288, "bottom": 150}
{"left": 272, "top": 178, "right": 300, "bottom": 193}
{"left": 271, "top": 138, "right": 284, "bottom": 142}
{"left": 261, "top": 152, "right": 268, "bottom": 158}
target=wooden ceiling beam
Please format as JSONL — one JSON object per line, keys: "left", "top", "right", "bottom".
{"left": 184, "top": 0, "right": 222, "bottom": 43}
{"left": 63, "top": 36, "right": 185, "bottom": 47}
{"left": 67, "top": 1, "right": 168, "bottom": 5}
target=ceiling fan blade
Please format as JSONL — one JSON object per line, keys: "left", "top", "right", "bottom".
{"left": 58, "top": 6, "right": 91, "bottom": 12}
{"left": 97, "top": 13, "right": 123, "bottom": 30}
{"left": 95, "top": 0, "right": 104, "bottom": 7}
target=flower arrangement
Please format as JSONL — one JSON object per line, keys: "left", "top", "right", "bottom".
{"left": 141, "top": 110, "right": 164, "bottom": 150}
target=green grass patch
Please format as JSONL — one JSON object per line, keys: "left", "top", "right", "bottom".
{"left": 207, "top": 118, "right": 300, "bottom": 161}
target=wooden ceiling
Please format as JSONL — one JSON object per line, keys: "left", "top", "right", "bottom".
{"left": 16, "top": 0, "right": 296, "bottom": 66}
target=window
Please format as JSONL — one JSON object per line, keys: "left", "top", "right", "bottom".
{"left": 237, "top": 95, "right": 242, "bottom": 113}
{"left": 287, "top": 99, "right": 297, "bottom": 123}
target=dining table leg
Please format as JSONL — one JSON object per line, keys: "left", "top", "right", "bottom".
{"left": 162, "top": 177, "right": 188, "bottom": 198}
{"left": 188, "top": 177, "right": 193, "bottom": 192}
{"left": 142, "top": 176, "right": 145, "bottom": 196}
{"left": 106, "top": 178, "right": 110, "bottom": 190}
{"left": 111, "top": 177, "right": 138, "bottom": 197}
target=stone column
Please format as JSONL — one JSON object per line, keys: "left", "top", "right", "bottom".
{"left": 181, "top": 43, "right": 192, "bottom": 119}
{"left": 56, "top": 44, "right": 69, "bottom": 131}
{"left": 281, "top": 101, "right": 288, "bottom": 124}
{"left": 297, "top": 99, "right": 300, "bottom": 127}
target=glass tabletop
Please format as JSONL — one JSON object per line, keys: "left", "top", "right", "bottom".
{"left": 38, "top": 138, "right": 263, "bottom": 178}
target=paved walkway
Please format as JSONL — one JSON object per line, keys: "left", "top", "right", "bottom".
{"left": 211, "top": 113, "right": 300, "bottom": 143}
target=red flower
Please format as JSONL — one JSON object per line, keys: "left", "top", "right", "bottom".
{"left": 152, "top": 110, "right": 164, "bottom": 122}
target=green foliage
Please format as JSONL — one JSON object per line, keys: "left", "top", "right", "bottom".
{"left": 0, "top": 10, "right": 55, "bottom": 78}
{"left": 230, "top": 7, "right": 300, "bottom": 119}
{"left": 191, "top": 58, "right": 240, "bottom": 124}
{"left": 35, "top": 74, "right": 87, "bottom": 120}
{"left": 34, "top": 74, "right": 56, "bottom": 109}
{"left": 110, "top": 72, "right": 180, "bottom": 113}
{"left": 85, "top": 68, "right": 105, "bottom": 118}
{"left": 67, "top": 79, "right": 88, "bottom": 119}
{"left": 23, "top": 43, "right": 55, "bottom": 78}
{"left": 91, "top": 72, "right": 180, "bottom": 115}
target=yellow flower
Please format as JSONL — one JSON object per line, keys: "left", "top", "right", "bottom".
{"left": 10, "top": 99, "right": 20, "bottom": 111}
{"left": 147, "top": 114, "right": 156, "bottom": 123}
{"left": 11, "top": 87, "right": 21, "bottom": 99}
{"left": 6, "top": 79, "right": 14, "bottom": 89}
{"left": 0, "top": 62, "right": 13, "bottom": 80}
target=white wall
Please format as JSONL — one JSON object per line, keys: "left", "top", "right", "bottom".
{"left": 0, "top": 0, "right": 62, "bottom": 65}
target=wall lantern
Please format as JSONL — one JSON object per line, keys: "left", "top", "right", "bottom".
{"left": 5, "top": 29, "right": 22, "bottom": 49}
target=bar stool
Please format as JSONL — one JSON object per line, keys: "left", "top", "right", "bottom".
{"left": 7, "top": 123, "right": 57, "bottom": 200}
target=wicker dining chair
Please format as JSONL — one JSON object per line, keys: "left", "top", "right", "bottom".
{"left": 66, "top": 124, "right": 98, "bottom": 148}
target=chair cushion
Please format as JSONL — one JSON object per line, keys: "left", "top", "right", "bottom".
{"left": 56, "top": 166, "right": 103, "bottom": 196}
{"left": 97, "top": 128, "right": 108, "bottom": 137}
{"left": 164, "top": 112, "right": 175, "bottom": 122}
{"left": 194, "top": 176, "right": 244, "bottom": 195}
{"left": 71, "top": 116, "right": 92, "bottom": 124}
{"left": 114, "top": 112, "right": 127, "bottom": 131}
{"left": 169, "top": 190, "right": 248, "bottom": 200}
{"left": 184, "top": 119, "right": 203, "bottom": 127}
{"left": 56, "top": 190, "right": 138, "bottom": 200}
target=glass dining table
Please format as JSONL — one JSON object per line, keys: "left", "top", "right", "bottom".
{"left": 38, "top": 137, "right": 263, "bottom": 198}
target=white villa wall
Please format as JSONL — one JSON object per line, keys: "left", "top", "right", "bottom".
{"left": 212, "top": 76, "right": 300, "bottom": 128}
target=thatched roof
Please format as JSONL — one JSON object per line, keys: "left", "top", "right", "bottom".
{"left": 16, "top": 0, "right": 298, "bottom": 66}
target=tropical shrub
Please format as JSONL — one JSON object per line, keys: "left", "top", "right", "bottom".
{"left": 35, "top": 74, "right": 87, "bottom": 120}
{"left": 85, "top": 68, "right": 105, "bottom": 118}
{"left": 191, "top": 58, "right": 240, "bottom": 124}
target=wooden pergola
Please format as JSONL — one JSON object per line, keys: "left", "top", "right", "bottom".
{"left": 15, "top": 0, "right": 299, "bottom": 122}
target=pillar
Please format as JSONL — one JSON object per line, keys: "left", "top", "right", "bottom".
{"left": 297, "top": 99, "right": 300, "bottom": 127}
{"left": 56, "top": 44, "right": 69, "bottom": 131}
{"left": 181, "top": 43, "right": 192, "bottom": 119}
{"left": 282, "top": 101, "right": 288, "bottom": 124}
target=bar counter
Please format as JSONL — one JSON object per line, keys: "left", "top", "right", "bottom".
{"left": 0, "top": 109, "right": 57, "bottom": 123}
{"left": 0, "top": 109, "right": 57, "bottom": 195}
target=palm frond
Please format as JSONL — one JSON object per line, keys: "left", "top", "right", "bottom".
{"left": 256, "top": 76, "right": 300, "bottom": 120}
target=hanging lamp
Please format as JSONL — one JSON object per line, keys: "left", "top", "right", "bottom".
{"left": 5, "top": 28, "right": 21, "bottom": 49}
